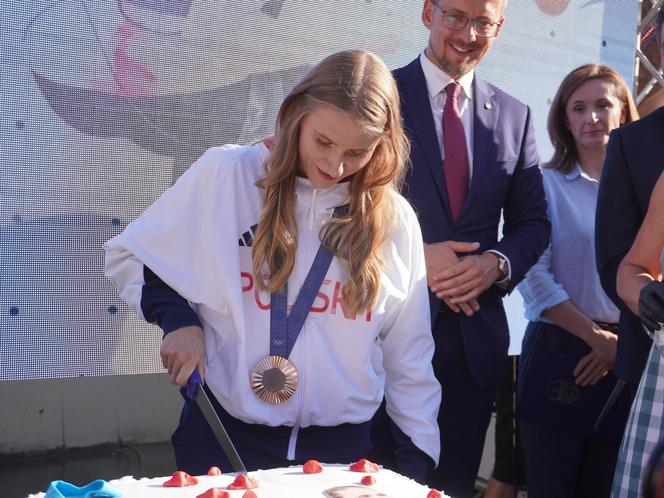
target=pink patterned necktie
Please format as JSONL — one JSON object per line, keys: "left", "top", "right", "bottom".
{"left": 443, "top": 82, "right": 470, "bottom": 221}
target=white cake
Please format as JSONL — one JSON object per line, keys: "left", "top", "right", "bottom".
{"left": 28, "top": 462, "right": 448, "bottom": 498}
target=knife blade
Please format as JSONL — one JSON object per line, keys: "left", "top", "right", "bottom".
{"left": 186, "top": 369, "right": 248, "bottom": 473}
{"left": 594, "top": 379, "right": 626, "bottom": 432}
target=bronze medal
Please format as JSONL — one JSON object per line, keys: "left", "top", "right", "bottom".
{"left": 250, "top": 355, "right": 298, "bottom": 404}
{"left": 253, "top": 207, "right": 345, "bottom": 405}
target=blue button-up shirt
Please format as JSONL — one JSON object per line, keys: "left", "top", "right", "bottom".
{"left": 518, "top": 164, "right": 620, "bottom": 324}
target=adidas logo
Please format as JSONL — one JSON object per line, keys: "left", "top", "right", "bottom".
{"left": 238, "top": 224, "right": 258, "bottom": 247}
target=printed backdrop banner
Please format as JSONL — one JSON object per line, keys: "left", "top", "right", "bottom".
{"left": 1, "top": 0, "right": 638, "bottom": 380}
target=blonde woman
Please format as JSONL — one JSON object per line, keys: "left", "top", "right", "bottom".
{"left": 104, "top": 50, "right": 440, "bottom": 483}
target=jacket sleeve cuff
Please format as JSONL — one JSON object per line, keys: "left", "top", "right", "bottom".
{"left": 389, "top": 421, "right": 435, "bottom": 485}
{"left": 141, "top": 265, "right": 203, "bottom": 335}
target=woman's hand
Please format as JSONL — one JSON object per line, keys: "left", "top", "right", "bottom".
{"left": 160, "top": 325, "right": 206, "bottom": 386}
{"left": 586, "top": 326, "right": 618, "bottom": 363}
{"left": 573, "top": 351, "right": 612, "bottom": 386}
{"left": 574, "top": 327, "right": 617, "bottom": 386}
{"left": 639, "top": 280, "right": 664, "bottom": 333}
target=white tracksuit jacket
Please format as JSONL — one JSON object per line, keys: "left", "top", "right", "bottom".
{"left": 104, "top": 143, "right": 441, "bottom": 464}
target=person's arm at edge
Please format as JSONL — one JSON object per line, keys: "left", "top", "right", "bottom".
{"left": 617, "top": 174, "right": 664, "bottom": 315}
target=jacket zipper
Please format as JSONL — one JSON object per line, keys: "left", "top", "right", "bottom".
{"left": 287, "top": 186, "right": 317, "bottom": 460}
{"left": 308, "top": 188, "right": 318, "bottom": 230}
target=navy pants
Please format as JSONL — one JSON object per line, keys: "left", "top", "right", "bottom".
{"left": 172, "top": 386, "right": 371, "bottom": 475}
{"left": 428, "top": 313, "right": 497, "bottom": 498}
{"left": 520, "top": 418, "right": 620, "bottom": 498}
{"left": 492, "top": 355, "right": 526, "bottom": 487}
{"left": 518, "top": 321, "right": 628, "bottom": 498}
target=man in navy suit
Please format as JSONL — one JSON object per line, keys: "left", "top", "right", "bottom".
{"left": 371, "top": 1, "right": 550, "bottom": 497}
{"left": 595, "top": 6, "right": 664, "bottom": 435}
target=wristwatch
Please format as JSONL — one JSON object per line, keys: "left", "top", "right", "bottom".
{"left": 496, "top": 254, "right": 509, "bottom": 281}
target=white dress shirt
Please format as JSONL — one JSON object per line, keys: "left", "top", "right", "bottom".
{"left": 518, "top": 164, "right": 620, "bottom": 323}
{"left": 419, "top": 52, "right": 475, "bottom": 180}
{"left": 419, "top": 52, "right": 510, "bottom": 282}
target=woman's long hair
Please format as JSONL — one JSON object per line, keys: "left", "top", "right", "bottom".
{"left": 251, "top": 50, "right": 410, "bottom": 315}
{"left": 546, "top": 63, "right": 638, "bottom": 173}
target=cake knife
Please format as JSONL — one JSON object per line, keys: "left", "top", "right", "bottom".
{"left": 186, "top": 369, "right": 248, "bottom": 473}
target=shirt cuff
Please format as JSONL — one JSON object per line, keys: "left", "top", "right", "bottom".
{"left": 485, "top": 249, "right": 511, "bottom": 288}
{"left": 524, "top": 286, "right": 570, "bottom": 322}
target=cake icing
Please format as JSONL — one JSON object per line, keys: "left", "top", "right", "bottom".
{"left": 28, "top": 463, "right": 448, "bottom": 498}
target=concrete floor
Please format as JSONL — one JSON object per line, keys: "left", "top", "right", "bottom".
{"left": 0, "top": 442, "right": 175, "bottom": 498}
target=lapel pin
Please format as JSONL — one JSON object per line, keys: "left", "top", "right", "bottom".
{"left": 484, "top": 102, "right": 493, "bottom": 110}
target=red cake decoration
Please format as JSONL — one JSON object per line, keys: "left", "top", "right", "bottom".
{"left": 163, "top": 471, "right": 198, "bottom": 487}
{"left": 242, "top": 490, "right": 258, "bottom": 498}
{"left": 361, "top": 475, "right": 376, "bottom": 486}
{"left": 349, "top": 459, "right": 380, "bottom": 473}
{"left": 427, "top": 489, "right": 443, "bottom": 498}
{"left": 303, "top": 460, "right": 323, "bottom": 474}
{"left": 227, "top": 474, "right": 260, "bottom": 490}
{"left": 196, "top": 489, "right": 230, "bottom": 498}
{"left": 207, "top": 466, "right": 223, "bottom": 476}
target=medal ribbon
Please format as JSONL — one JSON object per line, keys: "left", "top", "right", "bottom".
{"left": 269, "top": 205, "right": 348, "bottom": 359}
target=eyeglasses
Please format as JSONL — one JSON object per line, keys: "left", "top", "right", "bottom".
{"left": 431, "top": 2, "right": 503, "bottom": 38}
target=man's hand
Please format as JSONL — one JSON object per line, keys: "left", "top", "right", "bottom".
{"left": 160, "top": 325, "right": 206, "bottom": 386}
{"left": 430, "top": 252, "right": 501, "bottom": 306}
{"left": 574, "top": 327, "right": 617, "bottom": 386}
{"left": 424, "top": 241, "right": 480, "bottom": 316}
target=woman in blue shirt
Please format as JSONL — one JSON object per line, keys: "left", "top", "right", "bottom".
{"left": 516, "top": 64, "right": 638, "bottom": 498}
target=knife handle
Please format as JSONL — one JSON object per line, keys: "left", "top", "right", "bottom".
{"left": 186, "top": 369, "right": 203, "bottom": 399}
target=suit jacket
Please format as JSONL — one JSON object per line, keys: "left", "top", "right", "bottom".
{"left": 394, "top": 58, "right": 550, "bottom": 386}
{"left": 595, "top": 107, "right": 664, "bottom": 385}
